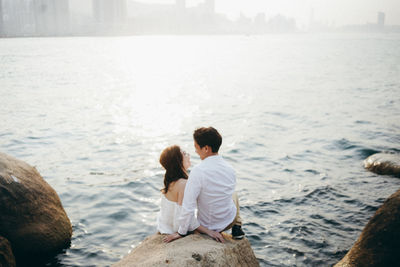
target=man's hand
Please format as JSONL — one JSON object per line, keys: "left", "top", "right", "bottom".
{"left": 163, "top": 232, "right": 182, "bottom": 243}
{"left": 206, "top": 230, "right": 225, "bottom": 243}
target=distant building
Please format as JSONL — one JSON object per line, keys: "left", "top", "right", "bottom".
{"left": 201, "top": 0, "right": 215, "bottom": 31}
{"left": 254, "top": 13, "right": 266, "bottom": 33}
{"left": 204, "top": 0, "right": 214, "bottom": 15}
{"left": 176, "top": 0, "right": 185, "bottom": 11}
{"left": 267, "top": 14, "right": 296, "bottom": 33}
{"left": 34, "top": 0, "right": 69, "bottom": 36}
{"left": 174, "top": 0, "right": 186, "bottom": 33}
{"left": 1, "top": 0, "right": 36, "bottom": 36}
{"left": 93, "top": 0, "right": 127, "bottom": 34}
{"left": 93, "top": 0, "right": 109, "bottom": 23}
{"left": 93, "top": 0, "right": 126, "bottom": 24}
{"left": 114, "top": 0, "right": 127, "bottom": 23}
{"left": 0, "top": 0, "right": 3, "bottom": 36}
{"left": 235, "top": 12, "right": 252, "bottom": 33}
{"left": 377, "top": 12, "right": 385, "bottom": 27}
{"left": 1, "top": 0, "right": 301, "bottom": 37}
{"left": 254, "top": 13, "right": 266, "bottom": 26}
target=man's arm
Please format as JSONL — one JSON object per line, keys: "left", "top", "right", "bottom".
{"left": 163, "top": 225, "right": 225, "bottom": 243}
{"left": 177, "top": 167, "right": 202, "bottom": 235}
{"left": 196, "top": 225, "right": 225, "bottom": 243}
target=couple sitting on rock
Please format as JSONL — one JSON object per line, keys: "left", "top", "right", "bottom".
{"left": 157, "top": 127, "right": 245, "bottom": 243}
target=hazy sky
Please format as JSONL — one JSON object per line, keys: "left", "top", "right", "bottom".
{"left": 143, "top": 0, "right": 400, "bottom": 27}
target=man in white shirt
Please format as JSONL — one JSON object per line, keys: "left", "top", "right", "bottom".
{"left": 164, "top": 127, "right": 244, "bottom": 243}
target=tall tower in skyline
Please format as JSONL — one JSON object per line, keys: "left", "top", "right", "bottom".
{"left": 34, "top": 0, "right": 69, "bottom": 36}
{"left": 377, "top": 12, "right": 385, "bottom": 28}
{"left": 309, "top": 8, "right": 314, "bottom": 27}
{"left": 93, "top": 0, "right": 110, "bottom": 23}
{"left": 204, "top": 0, "right": 215, "bottom": 14}
{"left": 176, "top": 0, "right": 185, "bottom": 10}
{"left": 0, "top": 0, "right": 3, "bottom": 36}
{"left": 1, "top": 0, "right": 36, "bottom": 36}
{"left": 93, "top": 0, "right": 126, "bottom": 25}
{"left": 54, "top": 0, "right": 69, "bottom": 34}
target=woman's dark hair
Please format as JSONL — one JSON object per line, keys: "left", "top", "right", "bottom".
{"left": 159, "top": 145, "right": 188, "bottom": 193}
{"left": 193, "top": 127, "right": 222, "bottom": 153}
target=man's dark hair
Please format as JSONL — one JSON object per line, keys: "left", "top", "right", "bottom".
{"left": 193, "top": 127, "right": 222, "bottom": 153}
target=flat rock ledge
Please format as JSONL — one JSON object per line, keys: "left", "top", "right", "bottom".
{"left": 113, "top": 233, "right": 259, "bottom": 267}
{"left": 364, "top": 153, "right": 400, "bottom": 177}
{"left": 335, "top": 189, "right": 400, "bottom": 267}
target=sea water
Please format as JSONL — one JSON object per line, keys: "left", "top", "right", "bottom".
{"left": 1, "top": 33, "right": 400, "bottom": 266}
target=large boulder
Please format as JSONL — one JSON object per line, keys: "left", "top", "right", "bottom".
{"left": 335, "top": 189, "right": 400, "bottom": 267}
{"left": 0, "top": 152, "right": 72, "bottom": 260}
{"left": 113, "top": 233, "right": 259, "bottom": 267}
{"left": 364, "top": 153, "right": 400, "bottom": 177}
{"left": 0, "top": 236, "right": 16, "bottom": 267}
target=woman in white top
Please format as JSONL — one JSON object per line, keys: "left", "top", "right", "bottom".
{"left": 157, "top": 145, "right": 217, "bottom": 242}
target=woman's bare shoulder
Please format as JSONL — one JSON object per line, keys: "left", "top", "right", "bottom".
{"left": 168, "top": 178, "right": 187, "bottom": 192}
{"left": 176, "top": 178, "right": 188, "bottom": 188}
{"left": 176, "top": 178, "right": 187, "bottom": 185}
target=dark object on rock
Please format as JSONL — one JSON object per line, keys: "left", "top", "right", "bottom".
{"left": 191, "top": 252, "right": 202, "bottom": 261}
{"left": 113, "top": 233, "right": 259, "bottom": 266}
{"left": 232, "top": 225, "right": 245, "bottom": 239}
{"left": 0, "top": 152, "right": 72, "bottom": 261}
{"left": 364, "top": 153, "right": 400, "bottom": 177}
{"left": 0, "top": 236, "right": 16, "bottom": 267}
{"left": 335, "top": 189, "right": 400, "bottom": 267}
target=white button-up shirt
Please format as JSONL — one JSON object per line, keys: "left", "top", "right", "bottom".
{"left": 178, "top": 155, "right": 237, "bottom": 235}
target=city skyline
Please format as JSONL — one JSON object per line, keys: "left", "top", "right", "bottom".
{"left": 1, "top": 0, "right": 400, "bottom": 37}
{"left": 137, "top": 0, "right": 400, "bottom": 27}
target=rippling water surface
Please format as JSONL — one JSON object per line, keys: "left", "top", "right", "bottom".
{"left": 1, "top": 34, "right": 400, "bottom": 266}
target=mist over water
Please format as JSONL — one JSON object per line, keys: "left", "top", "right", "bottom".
{"left": 1, "top": 33, "right": 400, "bottom": 266}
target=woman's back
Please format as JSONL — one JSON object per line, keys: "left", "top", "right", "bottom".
{"left": 157, "top": 178, "right": 198, "bottom": 234}
{"left": 163, "top": 178, "right": 185, "bottom": 204}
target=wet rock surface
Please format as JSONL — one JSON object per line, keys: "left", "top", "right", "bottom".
{"left": 0, "top": 236, "right": 16, "bottom": 267}
{"left": 364, "top": 153, "right": 400, "bottom": 177}
{"left": 0, "top": 152, "right": 72, "bottom": 262}
{"left": 335, "top": 189, "right": 400, "bottom": 267}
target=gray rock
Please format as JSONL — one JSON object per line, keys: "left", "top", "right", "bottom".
{"left": 113, "top": 233, "right": 259, "bottom": 267}
{"left": 335, "top": 189, "right": 400, "bottom": 267}
{"left": 0, "top": 152, "right": 72, "bottom": 260}
{"left": 364, "top": 153, "right": 400, "bottom": 177}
